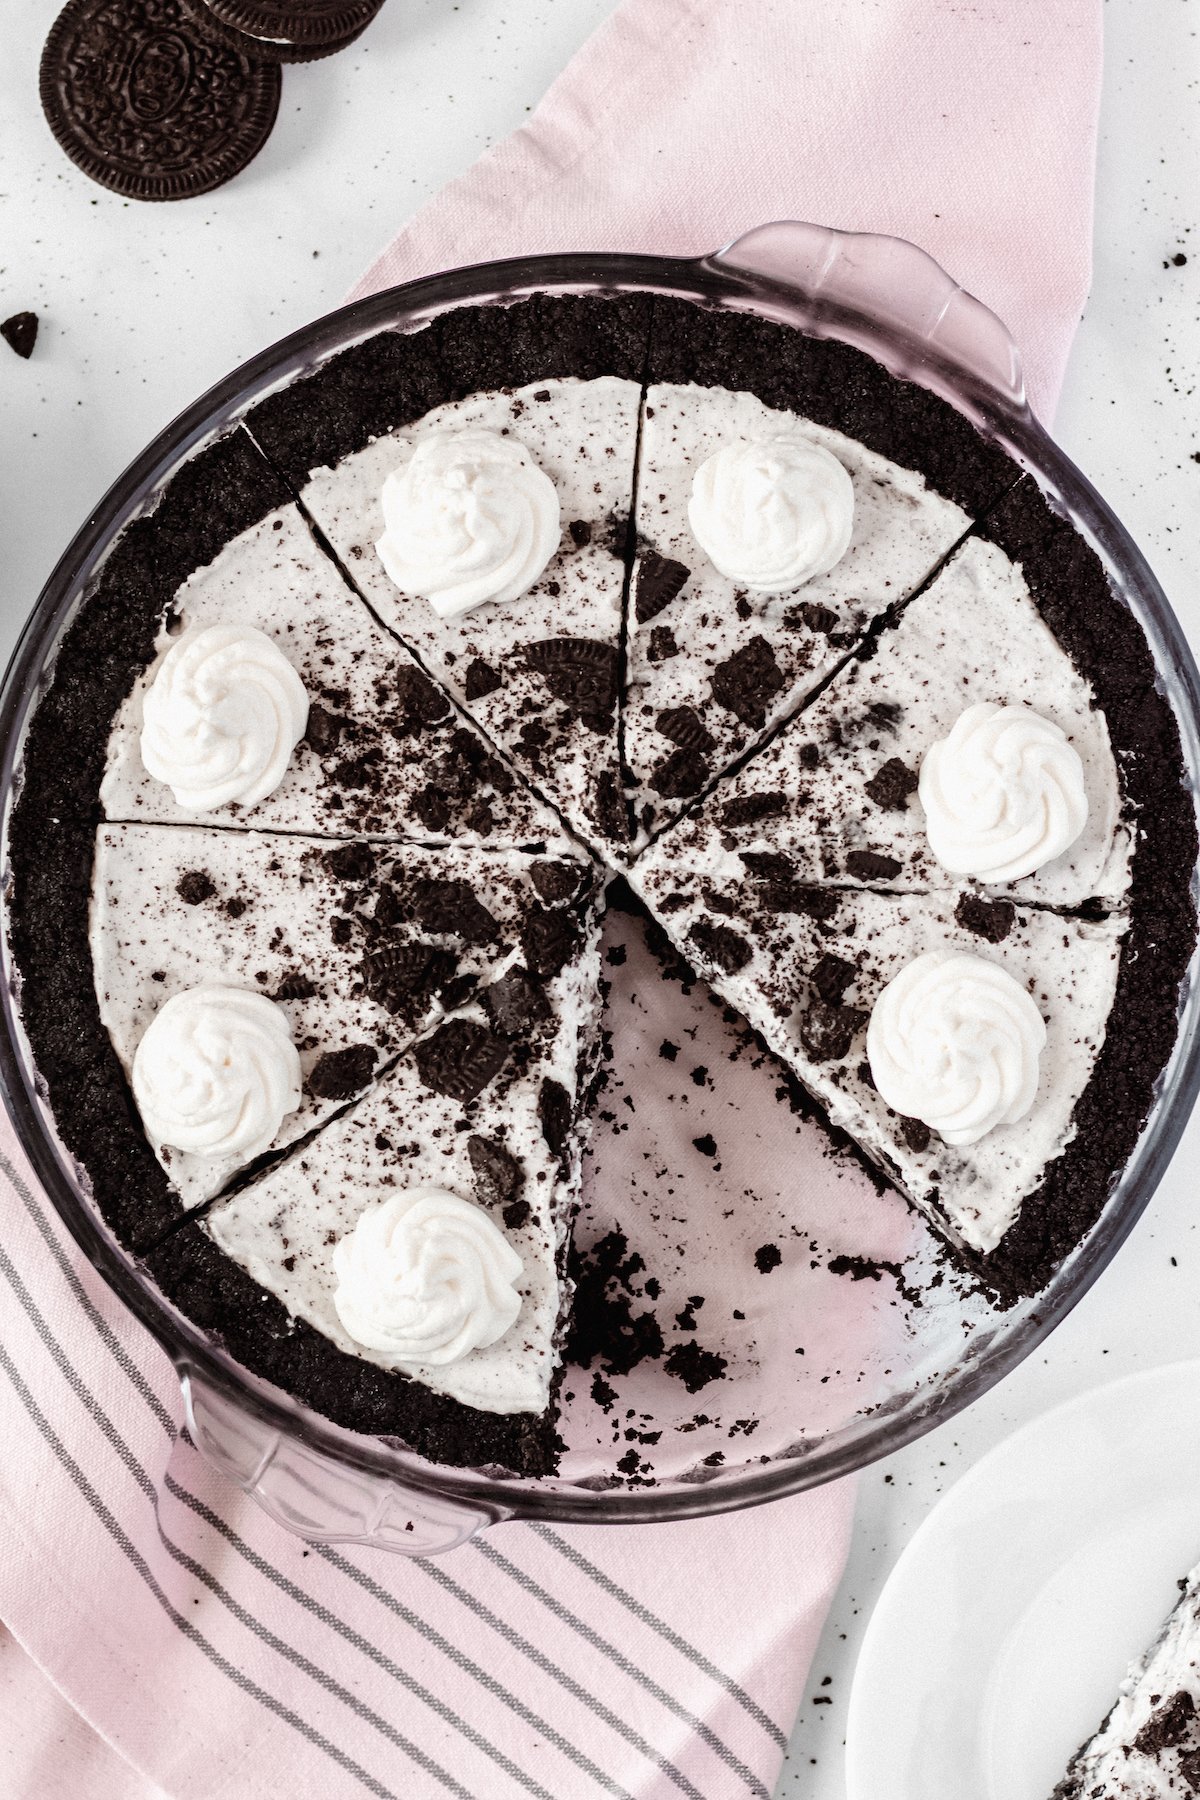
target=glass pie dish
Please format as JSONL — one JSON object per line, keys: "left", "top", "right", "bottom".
{"left": 2, "top": 221, "right": 1198, "bottom": 1555}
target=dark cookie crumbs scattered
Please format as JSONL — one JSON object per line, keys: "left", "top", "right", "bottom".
{"left": 415, "top": 1018, "right": 508, "bottom": 1104}
{"left": 754, "top": 1244, "right": 782, "bottom": 1274}
{"left": 845, "top": 849, "right": 903, "bottom": 881}
{"left": 634, "top": 550, "right": 690, "bottom": 623}
{"left": 523, "top": 637, "right": 618, "bottom": 723}
{"left": 176, "top": 870, "right": 216, "bottom": 905}
{"left": 467, "top": 1133, "right": 524, "bottom": 1208}
{"left": 664, "top": 1340, "right": 727, "bottom": 1393}
{"left": 688, "top": 918, "right": 752, "bottom": 974}
{"left": 710, "top": 636, "right": 785, "bottom": 729}
{"left": 720, "top": 791, "right": 787, "bottom": 829}
{"left": 650, "top": 745, "right": 709, "bottom": 799}
{"left": 360, "top": 941, "right": 458, "bottom": 1019}
{"left": 482, "top": 966, "right": 551, "bottom": 1037}
{"left": 1, "top": 312, "right": 38, "bottom": 359}
{"left": 955, "top": 891, "right": 1016, "bottom": 943}
{"left": 538, "top": 1078, "right": 572, "bottom": 1161}
{"left": 520, "top": 905, "right": 582, "bottom": 979}
{"left": 306, "top": 1043, "right": 376, "bottom": 1101}
{"left": 464, "top": 657, "right": 502, "bottom": 701}
{"left": 864, "top": 757, "right": 919, "bottom": 811}
{"left": 530, "top": 859, "right": 586, "bottom": 905}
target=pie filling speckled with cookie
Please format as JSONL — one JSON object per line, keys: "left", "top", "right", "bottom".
{"left": 9, "top": 293, "right": 1195, "bottom": 1476}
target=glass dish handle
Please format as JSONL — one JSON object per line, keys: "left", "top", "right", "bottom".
{"left": 709, "top": 221, "right": 1027, "bottom": 414}
{"left": 182, "top": 1369, "right": 508, "bottom": 1555}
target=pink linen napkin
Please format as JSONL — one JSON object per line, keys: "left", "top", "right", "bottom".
{"left": 0, "top": 1, "right": 1101, "bottom": 1795}
{"left": 352, "top": 0, "right": 1103, "bottom": 421}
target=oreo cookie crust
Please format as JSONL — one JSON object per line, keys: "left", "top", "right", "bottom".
{"left": 145, "top": 1222, "right": 563, "bottom": 1472}
{"left": 971, "top": 476, "right": 1198, "bottom": 1299}
{"left": 40, "top": 0, "right": 282, "bottom": 202}
{"left": 244, "top": 293, "right": 653, "bottom": 477}
{"left": 8, "top": 431, "right": 290, "bottom": 1249}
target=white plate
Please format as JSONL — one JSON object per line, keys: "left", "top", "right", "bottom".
{"left": 845, "top": 1360, "right": 1200, "bottom": 1800}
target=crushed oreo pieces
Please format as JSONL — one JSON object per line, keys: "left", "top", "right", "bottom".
{"left": 414, "top": 1018, "right": 508, "bottom": 1103}
{"left": 306, "top": 1043, "right": 376, "bottom": 1101}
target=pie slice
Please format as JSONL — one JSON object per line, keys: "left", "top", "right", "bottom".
{"left": 101, "top": 503, "right": 567, "bottom": 850}
{"left": 1052, "top": 1559, "right": 1200, "bottom": 1797}
{"left": 93, "top": 822, "right": 595, "bottom": 1208}
{"left": 630, "top": 843, "right": 1124, "bottom": 1260}
{"left": 147, "top": 906, "right": 604, "bottom": 1474}
{"left": 682, "top": 534, "right": 1131, "bottom": 908}
{"left": 282, "top": 376, "right": 642, "bottom": 855}
{"left": 623, "top": 381, "right": 973, "bottom": 839}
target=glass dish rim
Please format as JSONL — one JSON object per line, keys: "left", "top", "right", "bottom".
{"left": 2, "top": 238, "right": 1198, "bottom": 1528}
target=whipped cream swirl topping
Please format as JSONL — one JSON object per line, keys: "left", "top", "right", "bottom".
{"left": 140, "top": 623, "right": 309, "bottom": 812}
{"left": 132, "top": 986, "right": 302, "bottom": 1160}
{"left": 376, "top": 428, "right": 561, "bottom": 618}
{"left": 687, "top": 435, "right": 855, "bottom": 593}
{"left": 919, "top": 702, "right": 1089, "bottom": 883}
{"left": 332, "top": 1188, "right": 524, "bottom": 1368}
{"left": 866, "top": 949, "right": 1046, "bottom": 1148}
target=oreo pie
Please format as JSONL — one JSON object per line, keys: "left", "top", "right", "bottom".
{"left": 8, "top": 291, "right": 1194, "bottom": 1471}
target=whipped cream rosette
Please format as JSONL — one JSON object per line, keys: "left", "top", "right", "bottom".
{"left": 376, "top": 427, "right": 561, "bottom": 618}
{"left": 139, "top": 622, "right": 308, "bottom": 811}
{"left": 920, "top": 702, "right": 1089, "bottom": 883}
{"left": 132, "top": 985, "right": 301, "bottom": 1161}
{"left": 688, "top": 435, "right": 855, "bottom": 592}
{"left": 332, "top": 1187, "right": 523, "bottom": 1368}
{"left": 866, "top": 949, "right": 1046, "bottom": 1146}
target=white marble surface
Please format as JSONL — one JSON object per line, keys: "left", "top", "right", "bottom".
{"left": 1, "top": 2, "right": 1198, "bottom": 1796}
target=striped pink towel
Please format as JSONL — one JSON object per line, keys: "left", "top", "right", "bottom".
{"left": 0, "top": 1, "right": 1100, "bottom": 1794}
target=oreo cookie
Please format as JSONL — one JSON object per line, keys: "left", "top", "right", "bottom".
{"left": 306, "top": 1043, "right": 376, "bottom": 1101}
{"left": 203, "top": 0, "right": 380, "bottom": 46}
{"left": 41, "top": 0, "right": 282, "bottom": 201}
{"left": 634, "top": 551, "right": 690, "bottom": 624}
{"left": 183, "top": 0, "right": 383, "bottom": 58}
{"left": 181, "top": 0, "right": 382, "bottom": 60}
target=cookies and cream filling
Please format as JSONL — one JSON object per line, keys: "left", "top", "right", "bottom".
{"left": 91, "top": 822, "right": 593, "bottom": 1207}
{"left": 630, "top": 847, "right": 1123, "bottom": 1254}
{"left": 102, "top": 505, "right": 568, "bottom": 850}
{"left": 1054, "top": 1560, "right": 1200, "bottom": 1797}
{"left": 685, "top": 535, "right": 1128, "bottom": 909}
{"left": 623, "top": 382, "right": 972, "bottom": 840}
{"left": 204, "top": 925, "right": 602, "bottom": 1416}
{"left": 300, "top": 377, "right": 641, "bottom": 855}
